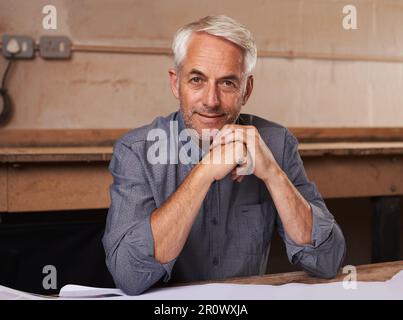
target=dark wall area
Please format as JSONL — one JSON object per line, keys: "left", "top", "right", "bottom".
{"left": 0, "top": 210, "right": 114, "bottom": 295}
{"left": 268, "top": 196, "right": 403, "bottom": 274}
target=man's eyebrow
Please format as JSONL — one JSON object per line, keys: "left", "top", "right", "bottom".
{"left": 218, "top": 74, "right": 241, "bottom": 82}
{"left": 188, "top": 69, "right": 241, "bottom": 82}
{"left": 188, "top": 69, "right": 206, "bottom": 77}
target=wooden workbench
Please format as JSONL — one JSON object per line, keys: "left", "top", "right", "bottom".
{"left": 1, "top": 141, "right": 402, "bottom": 211}
{"left": 0, "top": 128, "right": 402, "bottom": 262}
{"left": 214, "top": 260, "right": 403, "bottom": 286}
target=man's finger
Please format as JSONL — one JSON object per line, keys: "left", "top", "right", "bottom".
{"left": 211, "top": 127, "right": 257, "bottom": 150}
{"left": 235, "top": 148, "right": 254, "bottom": 176}
{"left": 210, "top": 127, "right": 232, "bottom": 149}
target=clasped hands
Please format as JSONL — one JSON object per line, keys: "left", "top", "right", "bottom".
{"left": 199, "top": 124, "right": 278, "bottom": 184}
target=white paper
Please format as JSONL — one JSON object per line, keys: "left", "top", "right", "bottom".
{"left": 59, "top": 285, "right": 125, "bottom": 298}
{"left": 0, "top": 285, "right": 54, "bottom": 300}
{"left": 57, "top": 270, "right": 403, "bottom": 300}
{"left": 2, "top": 271, "right": 402, "bottom": 300}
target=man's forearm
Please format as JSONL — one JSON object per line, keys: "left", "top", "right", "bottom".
{"left": 262, "top": 163, "right": 313, "bottom": 246}
{"left": 150, "top": 163, "right": 212, "bottom": 264}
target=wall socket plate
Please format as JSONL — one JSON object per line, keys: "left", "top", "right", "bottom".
{"left": 1, "top": 34, "right": 34, "bottom": 59}
{"left": 39, "top": 35, "right": 71, "bottom": 59}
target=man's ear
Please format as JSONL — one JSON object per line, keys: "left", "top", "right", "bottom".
{"left": 169, "top": 68, "right": 180, "bottom": 99}
{"left": 242, "top": 75, "right": 254, "bottom": 105}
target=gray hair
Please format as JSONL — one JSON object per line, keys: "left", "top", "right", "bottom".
{"left": 172, "top": 15, "right": 257, "bottom": 75}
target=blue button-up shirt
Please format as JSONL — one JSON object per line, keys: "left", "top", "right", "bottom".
{"left": 102, "top": 111, "right": 346, "bottom": 295}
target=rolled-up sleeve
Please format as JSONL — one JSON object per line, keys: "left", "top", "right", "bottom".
{"left": 102, "top": 140, "right": 175, "bottom": 295}
{"left": 276, "top": 129, "right": 346, "bottom": 278}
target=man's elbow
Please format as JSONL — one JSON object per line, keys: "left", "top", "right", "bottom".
{"left": 329, "top": 225, "right": 347, "bottom": 278}
{"left": 301, "top": 227, "right": 347, "bottom": 279}
{"left": 105, "top": 258, "right": 154, "bottom": 295}
{"left": 331, "top": 238, "right": 347, "bottom": 278}
{"left": 104, "top": 245, "right": 166, "bottom": 296}
{"left": 315, "top": 237, "right": 347, "bottom": 279}
{"left": 114, "top": 275, "right": 151, "bottom": 296}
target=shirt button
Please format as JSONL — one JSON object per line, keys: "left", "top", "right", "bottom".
{"left": 211, "top": 217, "right": 218, "bottom": 225}
{"left": 213, "top": 257, "right": 219, "bottom": 266}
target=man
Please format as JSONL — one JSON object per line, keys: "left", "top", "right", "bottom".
{"left": 103, "top": 15, "right": 346, "bottom": 295}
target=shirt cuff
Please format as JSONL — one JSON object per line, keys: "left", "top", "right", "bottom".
{"left": 161, "top": 259, "right": 177, "bottom": 282}
{"left": 283, "top": 202, "right": 335, "bottom": 261}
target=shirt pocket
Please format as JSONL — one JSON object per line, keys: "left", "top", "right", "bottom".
{"left": 236, "top": 201, "right": 275, "bottom": 255}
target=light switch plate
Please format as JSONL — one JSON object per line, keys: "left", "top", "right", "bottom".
{"left": 39, "top": 35, "right": 71, "bottom": 59}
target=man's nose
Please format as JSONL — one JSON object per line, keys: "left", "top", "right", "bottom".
{"left": 202, "top": 82, "right": 220, "bottom": 108}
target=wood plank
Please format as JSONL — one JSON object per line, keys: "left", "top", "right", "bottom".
{"left": 220, "top": 260, "right": 403, "bottom": 285}
{"left": 0, "top": 147, "right": 113, "bottom": 163}
{"left": 2, "top": 142, "right": 403, "bottom": 162}
{"left": 1, "top": 128, "right": 403, "bottom": 147}
{"left": 7, "top": 163, "right": 112, "bottom": 212}
{"left": 304, "top": 155, "right": 403, "bottom": 199}
{"left": 292, "top": 128, "right": 403, "bottom": 143}
{"left": 299, "top": 142, "right": 403, "bottom": 156}
{"left": 0, "top": 129, "right": 129, "bottom": 147}
{"left": 171, "top": 261, "right": 403, "bottom": 286}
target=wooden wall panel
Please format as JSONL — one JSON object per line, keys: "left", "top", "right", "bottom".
{"left": 7, "top": 163, "right": 112, "bottom": 212}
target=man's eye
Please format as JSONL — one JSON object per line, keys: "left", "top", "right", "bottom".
{"left": 190, "top": 77, "right": 202, "bottom": 84}
{"left": 223, "top": 80, "right": 235, "bottom": 87}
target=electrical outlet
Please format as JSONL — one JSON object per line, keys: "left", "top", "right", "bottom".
{"left": 39, "top": 36, "right": 71, "bottom": 59}
{"left": 1, "top": 34, "right": 34, "bottom": 59}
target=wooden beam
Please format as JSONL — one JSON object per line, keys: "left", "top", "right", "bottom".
{"left": 299, "top": 142, "right": 403, "bottom": 157}
{"left": 0, "top": 129, "right": 129, "bottom": 147}
{"left": 292, "top": 128, "right": 403, "bottom": 143}
{"left": 1, "top": 128, "right": 403, "bottom": 148}
{"left": 0, "top": 147, "right": 113, "bottom": 163}
{"left": 1, "top": 142, "right": 403, "bottom": 162}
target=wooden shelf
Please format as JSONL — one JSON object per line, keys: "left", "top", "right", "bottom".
{"left": 2, "top": 141, "right": 403, "bottom": 163}
{"left": 1, "top": 128, "right": 403, "bottom": 212}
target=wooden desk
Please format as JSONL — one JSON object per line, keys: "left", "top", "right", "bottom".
{"left": 212, "top": 260, "right": 403, "bottom": 286}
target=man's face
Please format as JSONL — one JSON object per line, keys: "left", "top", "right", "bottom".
{"left": 169, "top": 33, "right": 253, "bottom": 138}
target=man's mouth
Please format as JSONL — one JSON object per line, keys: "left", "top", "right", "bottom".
{"left": 196, "top": 112, "right": 226, "bottom": 119}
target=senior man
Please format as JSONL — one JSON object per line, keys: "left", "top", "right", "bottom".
{"left": 103, "top": 15, "right": 346, "bottom": 295}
